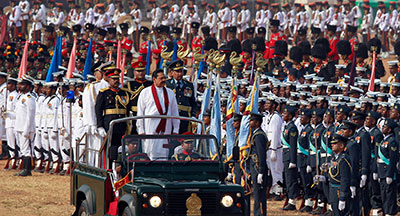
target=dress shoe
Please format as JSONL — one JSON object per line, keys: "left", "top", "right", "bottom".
{"left": 299, "top": 205, "right": 313, "bottom": 213}
{"left": 281, "top": 203, "right": 296, "bottom": 211}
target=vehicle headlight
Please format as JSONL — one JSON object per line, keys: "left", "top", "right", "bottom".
{"left": 149, "top": 195, "right": 162, "bottom": 208}
{"left": 221, "top": 195, "right": 234, "bottom": 207}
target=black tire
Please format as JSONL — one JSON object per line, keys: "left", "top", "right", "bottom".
{"left": 77, "top": 200, "right": 91, "bottom": 216}
{"left": 122, "top": 206, "right": 134, "bottom": 216}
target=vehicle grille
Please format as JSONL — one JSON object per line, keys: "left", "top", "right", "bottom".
{"left": 166, "top": 191, "right": 219, "bottom": 216}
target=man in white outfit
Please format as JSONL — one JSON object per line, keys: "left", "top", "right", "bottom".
{"left": 82, "top": 61, "right": 110, "bottom": 167}
{"left": 262, "top": 96, "right": 284, "bottom": 199}
{"left": 14, "top": 75, "right": 36, "bottom": 177}
{"left": 136, "top": 69, "right": 180, "bottom": 160}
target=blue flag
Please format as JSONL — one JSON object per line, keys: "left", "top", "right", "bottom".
{"left": 197, "top": 73, "right": 212, "bottom": 134}
{"left": 225, "top": 77, "right": 239, "bottom": 161}
{"left": 46, "top": 36, "right": 62, "bottom": 82}
{"left": 197, "top": 45, "right": 205, "bottom": 79}
{"left": 172, "top": 39, "right": 178, "bottom": 61}
{"left": 146, "top": 40, "right": 151, "bottom": 75}
{"left": 209, "top": 74, "right": 221, "bottom": 158}
{"left": 238, "top": 75, "right": 259, "bottom": 152}
{"left": 82, "top": 38, "right": 93, "bottom": 80}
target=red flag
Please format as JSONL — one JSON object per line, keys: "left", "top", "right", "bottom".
{"left": 120, "top": 53, "right": 126, "bottom": 87}
{"left": 113, "top": 170, "right": 133, "bottom": 191}
{"left": 18, "top": 41, "right": 29, "bottom": 78}
{"left": 116, "top": 39, "right": 122, "bottom": 69}
{"left": 368, "top": 50, "right": 377, "bottom": 92}
{"left": 65, "top": 37, "right": 78, "bottom": 78}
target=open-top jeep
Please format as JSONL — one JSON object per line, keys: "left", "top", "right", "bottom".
{"left": 71, "top": 116, "right": 245, "bottom": 216}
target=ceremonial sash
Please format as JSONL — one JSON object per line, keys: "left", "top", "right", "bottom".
{"left": 297, "top": 141, "right": 309, "bottom": 156}
{"left": 378, "top": 145, "right": 390, "bottom": 166}
{"left": 281, "top": 133, "right": 290, "bottom": 148}
{"left": 151, "top": 85, "right": 169, "bottom": 133}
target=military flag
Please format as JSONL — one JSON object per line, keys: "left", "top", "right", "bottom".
{"left": 225, "top": 77, "right": 239, "bottom": 161}
{"left": 82, "top": 38, "right": 93, "bottom": 80}
{"left": 45, "top": 35, "right": 62, "bottom": 82}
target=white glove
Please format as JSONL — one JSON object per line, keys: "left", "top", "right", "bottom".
{"left": 360, "top": 175, "right": 367, "bottom": 188}
{"left": 226, "top": 172, "right": 233, "bottom": 182}
{"left": 42, "top": 131, "right": 49, "bottom": 139}
{"left": 84, "top": 125, "right": 91, "bottom": 135}
{"left": 50, "top": 131, "right": 58, "bottom": 140}
{"left": 386, "top": 177, "right": 393, "bottom": 185}
{"left": 373, "top": 173, "right": 378, "bottom": 181}
{"left": 306, "top": 165, "right": 312, "bottom": 173}
{"left": 90, "top": 126, "right": 98, "bottom": 136}
{"left": 338, "top": 200, "right": 346, "bottom": 211}
{"left": 350, "top": 186, "right": 356, "bottom": 198}
{"left": 257, "top": 173, "right": 263, "bottom": 184}
{"left": 288, "top": 163, "right": 296, "bottom": 169}
{"left": 313, "top": 175, "right": 326, "bottom": 183}
{"left": 97, "top": 127, "right": 107, "bottom": 137}
{"left": 270, "top": 151, "right": 277, "bottom": 162}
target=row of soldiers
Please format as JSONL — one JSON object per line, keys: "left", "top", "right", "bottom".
{"left": 6, "top": 0, "right": 400, "bottom": 54}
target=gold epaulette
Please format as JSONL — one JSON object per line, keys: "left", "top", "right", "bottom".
{"left": 100, "top": 87, "right": 110, "bottom": 92}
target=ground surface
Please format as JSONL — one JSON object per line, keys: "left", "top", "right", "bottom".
{"left": 0, "top": 159, "right": 311, "bottom": 216}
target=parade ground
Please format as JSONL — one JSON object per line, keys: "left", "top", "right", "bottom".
{"left": 0, "top": 158, "right": 312, "bottom": 216}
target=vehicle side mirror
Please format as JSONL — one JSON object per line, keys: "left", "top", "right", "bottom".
{"left": 232, "top": 146, "right": 239, "bottom": 161}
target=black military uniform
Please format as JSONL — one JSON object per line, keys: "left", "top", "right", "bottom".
{"left": 166, "top": 60, "right": 197, "bottom": 133}
{"left": 281, "top": 106, "right": 299, "bottom": 210}
{"left": 328, "top": 134, "right": 352, "bottom": 216}
{"left": 377, "top": 119, "right": 399, "bottom": 216}
{"left": 366, "top": 111, "right": 384, "bottom": 214}
{"left": 351, "top": 111, "right": 372, "bottom": 216}
{"left": 296, "top": 109, "right": 314, "bottom": 213}
{"left": 95, "top": 68, "right": 132, "bottom": 163}
{"left": 246, "top": 113, "right": 268, "bottom": 216}
{"left": 308, "top": 109, "right": 327, "bottom": 214}
{"left": 126, "top": 60, "right": 153, "bottom": 134}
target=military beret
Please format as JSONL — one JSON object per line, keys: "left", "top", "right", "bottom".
{"left": 246, "top": 27, "right": 255, "bottom": 35}
{"left": 351, "top": 111, "right": 367, "bottom": 120}
{"left": 337, "top": 105, "right": 351, "bottom": 116}
{"left": 300, "top": 109, "right": 312, "bottom": 118}
{"left": 313, "top": 108, "right": 325, "bottom": 118}
{"left": 331, "top": 134, "right": 348, "bottom": 145}
{"left": 341, "top": 120, "right": 358, "bottom": 130}
{"left": 172, "top": 27, "right": 182, "bottom": 35}
{"left": 249, "top": 112, "right": 264, "bottom": 122}
{"left": 347, "top": 25, "right": 357, "bottom": 33}
{"left": 233, "top": 113, "right": 243, "bottom": 121}
{"left": 297, "top": 28, "right": 307, "bottom": 36}
{"left": 97, "top": 28, "right": 107, "bottom": 37}
{"left": 367, "top": 111, "right": 381, "bottom": 120}
{"left": 283, "top": 106, "right": 297, "bottom": 116}
{"left": 227, "top": 26, "right": 237, "bottom": 33}
{"left": 327, "top": 24, "right": 337, "bottom": 32}
{"left": 384, "top": 119, "right": 398, "bottom": 129}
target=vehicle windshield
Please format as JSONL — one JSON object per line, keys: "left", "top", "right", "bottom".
{"left": 119, "top": 134, "right": 220, "bottom": 163}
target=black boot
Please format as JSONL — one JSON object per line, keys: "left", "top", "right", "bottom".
{"left": 0, "top": 141, "right": 9, "bottom": 160}
{"left": 15, "top": 157, "right": 32, "bottom": 177}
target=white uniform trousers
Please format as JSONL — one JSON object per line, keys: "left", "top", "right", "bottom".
{"left": 6, "top": 128, "right": 18, "bottom": 158}
{"left": 59, "top": 133, "right": 70, "bottom": 163}
{"left": 87, "top": 133, "right": 103, "bottom": 167}
{"left": 48, "top": 129, "right": 60, "bottom": 162}
{"left": 40, "top": 129, "right": 50, "bottom": 161}
{"left": 16, "top": 131, "right": 33, "bottom": 157}
{"left": 33, "top": 129, "right": 42, "bottom": 160}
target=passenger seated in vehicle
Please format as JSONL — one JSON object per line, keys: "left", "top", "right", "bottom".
{"left": 172, "top": 138, "right": 201, "bottom": 161}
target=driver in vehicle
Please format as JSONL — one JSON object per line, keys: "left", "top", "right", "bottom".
{"left": 116, "top": 137, "right": 150, "bottom": 176}
{"left": 172, "top": 138, "right": 201, "bottom": 161}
